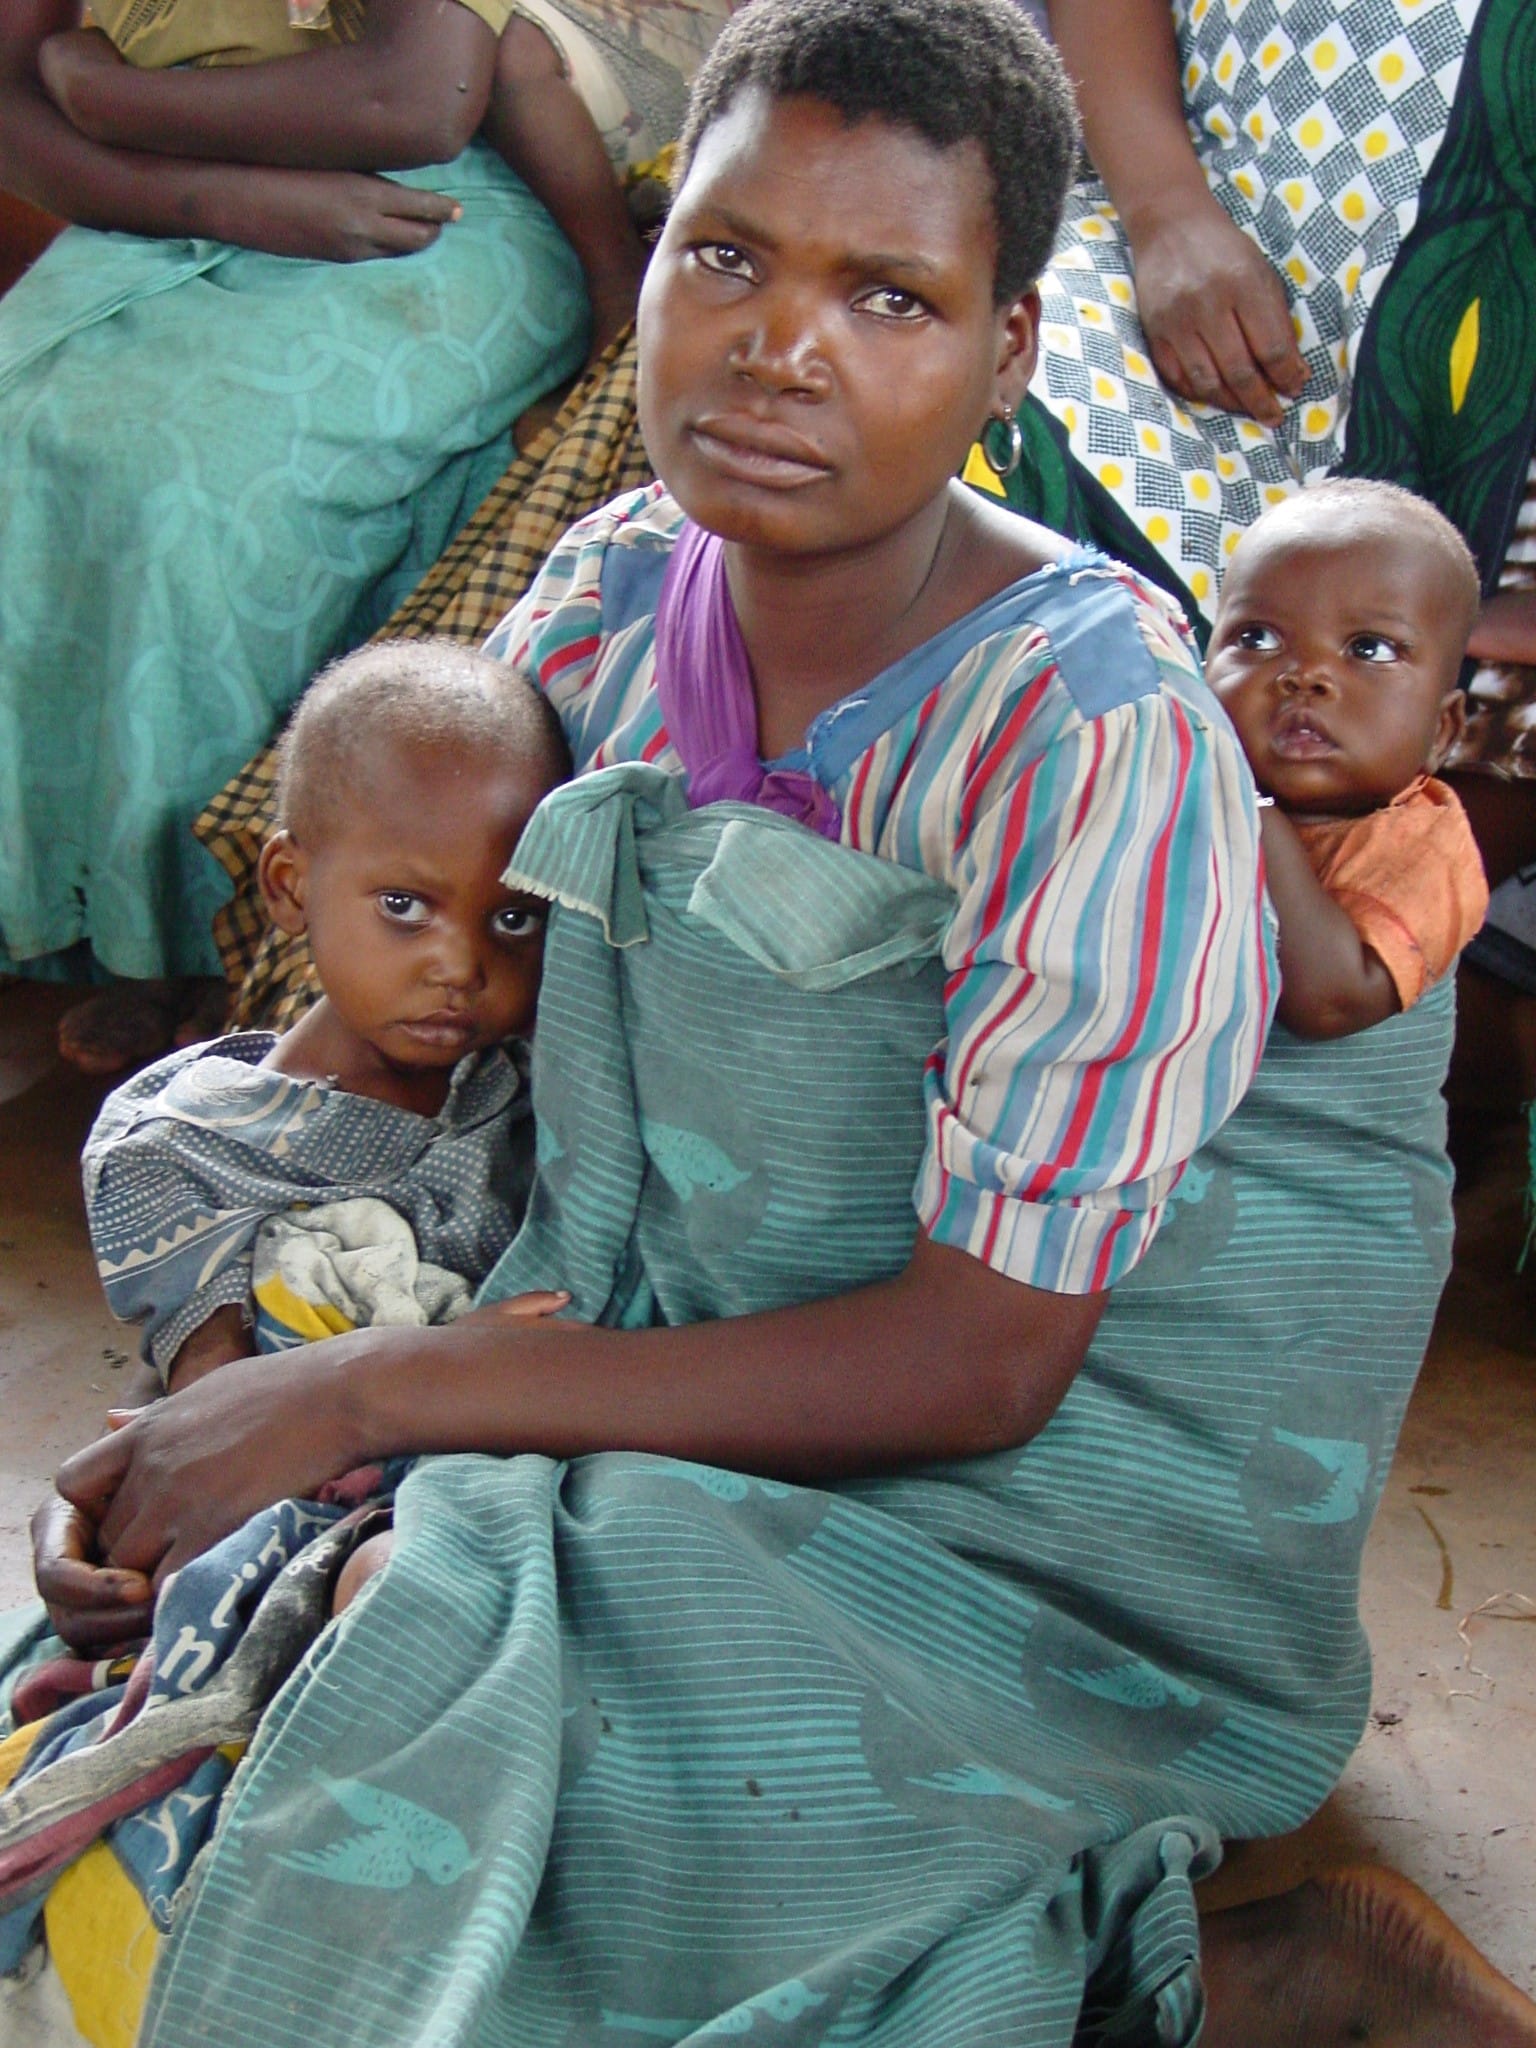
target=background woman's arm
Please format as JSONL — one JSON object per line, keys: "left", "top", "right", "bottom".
{"left": 57, "top": 1237, "right": 1107, "bottom": 1581}
{"left": 1046, "top": 0, "right": 1308, "bottom": 423}
{"left": 0, "top": 0, "right": 461, "bottom": 254}
{"left": 38, "top": 0, "right": 498, "bottom": 171}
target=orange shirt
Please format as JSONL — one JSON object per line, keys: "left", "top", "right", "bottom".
{"left": 1293, "top": 775, "right": 1489, "bottom": 1011}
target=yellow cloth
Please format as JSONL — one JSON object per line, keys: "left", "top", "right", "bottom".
{"left": 89, "top": 0, "right": 510, "bottom": 69}
{"left": 1293, "top": 774, "right": 1490, "bottom": 1011}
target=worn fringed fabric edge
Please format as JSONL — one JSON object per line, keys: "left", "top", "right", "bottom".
{"left": 192, "top": 326, "right": 653, "bottom": 1034}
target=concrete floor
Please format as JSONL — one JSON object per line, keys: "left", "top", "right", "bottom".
{"left": 1, "top": 979, "right": 1533, "bottom": 1987}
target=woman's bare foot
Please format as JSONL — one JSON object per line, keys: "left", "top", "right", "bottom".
{"left": 58, "top": 975, "right": 227, "bottom": 1075}
{"left": 331, "top": 1530, "right": 395, "bottom": 1615}
{"left": 1201, "top": 1865, "right": 1536, "bottom": 2048}
{"left": 58, "top": 978, "right": 185, "bottom": 1076}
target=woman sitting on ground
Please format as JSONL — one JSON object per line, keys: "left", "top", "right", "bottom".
{"left": 11, "top": 2, "right": 1536, "bottom": 2043}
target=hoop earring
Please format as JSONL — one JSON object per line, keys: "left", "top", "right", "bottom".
{"left": 979, "top": 405, "right": 1024, "bottom": 480}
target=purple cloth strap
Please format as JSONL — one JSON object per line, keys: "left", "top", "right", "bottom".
{"left": 652, "top": 521, "right": 842, "bottom": 840}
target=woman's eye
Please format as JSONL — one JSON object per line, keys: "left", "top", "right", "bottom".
{"left": 1235, "top": 623, "right": 1281, "bottom": 653}
{"left": 1347, "top": 633, "right": 1400, "bottom": 663}
{"left": 493, "top": 905, "right": 543, "bottom": 942}
{"left": 693, "top": 243, "right": 754, "bottom": 282}
{"left": 378, "top": 891, "right": 429, "bottom": 926}
{"left": 857, "top": 285, "right": 926, "bottom": 321}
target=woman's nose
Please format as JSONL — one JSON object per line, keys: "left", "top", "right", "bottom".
{"left": 728, "top": 292, "right": 831, "bottom": 397}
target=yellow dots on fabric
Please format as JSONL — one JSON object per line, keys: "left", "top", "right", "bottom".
{"left": 1083, "top": 218, "right": 1105, "bottom": 238}
{"left": 1342, "top": 191, "right": 1367, "bottom": 223}
{"left": 1099, "top": 462, "right": 1125, "bottom": 489}
{"left": 1283, "top": 181, "right": 1305, "bottom": 212}
{"left": 1260, "top": 39, "right": 1280, "bottom": 65}
{"left": 1190, "top": 569, "right": 1212, "bottom": 602}
{"left": 1109, "top": 279, "right": 1134, "bottom": 306}
{"left": 1142, "top": 427, "right": 1162, "bottom": 452}
{"left": 1235, "top": 172, "right": 1257, "bottom": 201}
{"left": 1094, "top": 374, "right": 1119, "bottom": 401}
{"left": 1379, "top": 51, "right": 1405, "bottom": 83}
{"left": 1210, "top": 112, "right": 1233, "bottom": 140}
{"left": 1223, "top": 530, "right": 1242, "bottom": 557}
{"left": 1247, "top": 111, "right": 1266, "bottom": 140}
{"left": 1299, "top": 117, "right": 1324, "bottom": 149}
{"left": 1345, "top": 263, "right": 1363, "bottom": 295}
{"left": 1062, "top": 404, "right": 1080, "bottom": 433}
{"left": 1265, "top": 485, "right": 1289, "bottom": 505}
{"left": 1365, "top": 129, "right": 1390, "bottom": 159}
{"left": 1217, "top": 454, "right": 1237, "bottom": 479}
{"left": 1079, "top": 302, "right": 1104, "bottom": 323}
{"left": 1304, "top": 404, "right": 1333, "bottom": 435}
{"left": 1146, "top": 515, "right": 1172, "bottom": 544}
{"left": 1190, "top": 473, "right": 1213, "bottom": 502}
{"left": 1313, "top": 39, "right": 1338, "bottom": 69}
{"left": 1218, "top": 51, "right": 1235, "bottom": 81}
{"left": 1187, "top": 63, "right": 1201, "bottom": 90}
{"left": 1126, "top": 350, "right": 1152, "bottom": 379}
{"left": 1285, "top": 256, "right": 1309, "bottom": 287}
{"left": 1238, "top": 418, "right": 1265, "bottom": 443}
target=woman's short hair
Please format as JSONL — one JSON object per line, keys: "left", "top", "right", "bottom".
{"left": 677, "top": 0, "right": 1080, "bottom": 304}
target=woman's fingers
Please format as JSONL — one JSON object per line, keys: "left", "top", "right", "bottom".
{"left": 31, "top": 1492, "right": 154, "bottom": 1652}
{"left": 55, "top": 1418, "right": 136, "bottom": 1520}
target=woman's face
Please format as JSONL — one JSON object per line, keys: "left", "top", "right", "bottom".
{"left": 637, "top": 91, "right": 1037, "bottom": 563}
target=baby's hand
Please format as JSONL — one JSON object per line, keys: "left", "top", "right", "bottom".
{"left": 232, "top": 168, "right": 463, "bottom": 264}
{"left": 459, "top": 1289, "right": 573, "bottom": 1327}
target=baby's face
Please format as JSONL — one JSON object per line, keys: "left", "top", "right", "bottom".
{"left": 1207, "top": 517, "right": 1467, "bottom": 820}
{"left": 299, "top": 742, "right": 552, "bottom": 1074}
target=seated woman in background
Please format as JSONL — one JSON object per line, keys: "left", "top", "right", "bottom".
{"left": 0, "top": 0, "right": 728, "bottom": 1075}
{"left": 9, "top": 3, "right": 1535, "bottom": 2043}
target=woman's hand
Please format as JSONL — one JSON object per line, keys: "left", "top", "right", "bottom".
{"left": 31, "top": 1489, "right": 153, "bottom": 1654}
{"left": 218, "top": 166, "right": 462, "bottom": 262}
{"left": 1126, "top": 193, "right": 1310, "bottom": 426}
{"left": 55, "top": 1348, "right": 360, "bottom": 1586}
{"left": 35, "top": 23, "right": 121, "bottom": 126}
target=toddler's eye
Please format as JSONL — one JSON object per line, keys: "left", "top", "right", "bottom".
{"left": 1347, "top": 633, "right": 1400, "bottom": 663}
{"left": 693, "top": 243, "right": 755, "bottom": 282}
{"left": 1235, "top": 623, "right": 1281, "bottom": 653}
{"left": 378, "top": 891, "right": 429, "bottom": 926}
{"left": 857, "top": 285, "right": 926, "bottom": 322}
{"left": 493, "top": 905, "right": 544, "bottom": 942}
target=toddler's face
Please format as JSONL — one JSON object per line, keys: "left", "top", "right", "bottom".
{"left": 1207, "top": 519, "right": 1467, "bottom": 820}
{"left": 293, "top": 742, "right": 551, "bottom": 1073}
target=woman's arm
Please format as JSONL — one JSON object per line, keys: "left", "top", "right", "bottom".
{"left": 39, "top": 0, "right": 497, "bottom": 174}
{"left": 0, "top": 0, "right": 460, "bottom": 254}
{"left": 1045, "top": 0, "right": 1308, "bottom": 425}
{"left": 1260, "top": 806, "right": 1400, "bottom": 1038}
{"left": 57, "top": 1236, "right": 1107, "bottom": 1582}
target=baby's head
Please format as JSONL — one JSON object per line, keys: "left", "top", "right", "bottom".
{"left": 260, "top": 640, "right": 571, "bottom": 1069}
{"left": 1207, "top": 480, "right": 1479, "bottom": 821}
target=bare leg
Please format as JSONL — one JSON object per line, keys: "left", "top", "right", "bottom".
{"left": 1201, "top": 1866, "right": 1536, "bottom": 2048}
{"left": 483, "top": 18, "right": 646, "bottom": 366}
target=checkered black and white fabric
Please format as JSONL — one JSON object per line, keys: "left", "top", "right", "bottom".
{"left": 1032, "top": 0, "right": 1477, "bottom": 620}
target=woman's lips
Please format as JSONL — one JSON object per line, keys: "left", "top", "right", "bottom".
{"left": 688, "top": 418, "right": 833, "bottom": 488}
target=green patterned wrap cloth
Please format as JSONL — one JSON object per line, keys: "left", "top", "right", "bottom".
{"left": 139, "top": 769, "right": 1455, "bottom": 2048}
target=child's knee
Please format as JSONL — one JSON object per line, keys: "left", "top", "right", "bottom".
{"left": 332, "top": 1529, "right": 395, "bottom": 1615}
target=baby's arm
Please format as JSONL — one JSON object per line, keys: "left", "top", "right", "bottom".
{"left": 0, "top": 0, "right": 460, "bottom": 256}
{"left": 1259, "top": 806, "right": 1401, "bottom": 1039}
{"left": 38, "top": 0, "right": 496, "bottom": 173}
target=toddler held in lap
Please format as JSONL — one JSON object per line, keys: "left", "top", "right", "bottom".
{"left": 1208, "top": 480, "right": 1489, "bottom": 1040}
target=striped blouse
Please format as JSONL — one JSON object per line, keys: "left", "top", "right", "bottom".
{"left": 487, "top": 485, "right": 1275, "bottom": 1295}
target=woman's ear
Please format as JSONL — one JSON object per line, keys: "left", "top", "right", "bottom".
{"left": 993, "top": 287, "right": 1041, "bottom": 417}
{"left": 1427, "top": 687, "right": 1468, "bottom": 774}
{"left": 258, "top": 830, "right": 309, "bottom": 936}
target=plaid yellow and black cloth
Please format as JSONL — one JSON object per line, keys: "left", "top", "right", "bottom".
{"left": 193, "top": 328, "right": 652, "bottom": 1033}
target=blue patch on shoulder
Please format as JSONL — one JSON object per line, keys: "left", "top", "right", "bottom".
{"left": 1023, "top": 567, "right": 1163, "bottom": 720}
{"left": 600, "top": 542, "right": 669, "bottom": 636}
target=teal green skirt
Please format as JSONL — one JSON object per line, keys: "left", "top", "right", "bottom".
{"left": 0, "top": 145, "right": 585, "bottom": 981}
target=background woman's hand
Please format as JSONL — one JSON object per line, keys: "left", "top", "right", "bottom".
{"left": 217, "top": 166, "right": 461, "bottom": 262}
{"left": 31, "top": 1489, "right": 153, "bottom": 1654}
{"left": 1126, "top": 192, "right": 1310, "bottom": 425}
